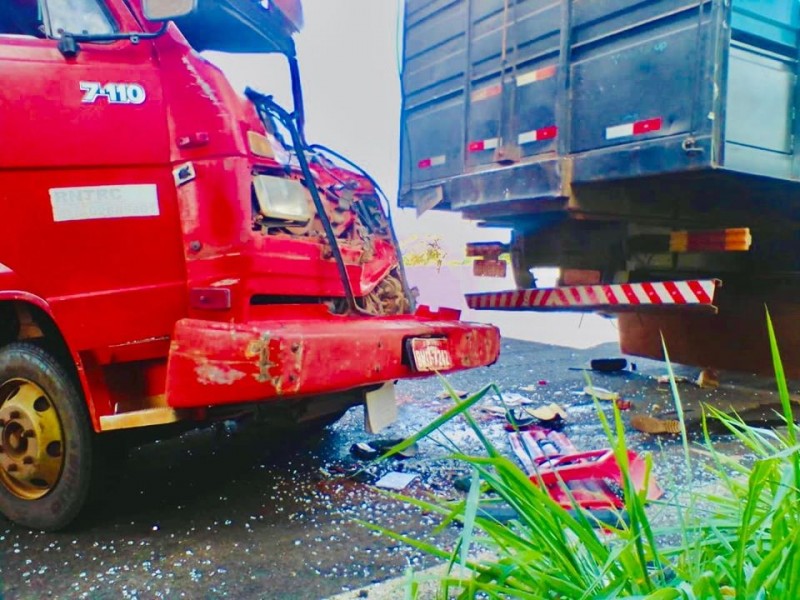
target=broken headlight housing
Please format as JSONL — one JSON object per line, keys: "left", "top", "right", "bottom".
{"left": 253, "top": 175, "right": 312, "bottom": 223}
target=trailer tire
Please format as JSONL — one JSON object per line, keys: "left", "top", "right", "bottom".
{"left": 0, "top": 343, "right": 93, "bottom": 531}
{"left": 510, "top": 232, "right": 535, "bottom": 289}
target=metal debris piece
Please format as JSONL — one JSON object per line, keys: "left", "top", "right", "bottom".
{"left": 519, "top": 382, "right": 548, "bottom": 392}
{"left": 507, "top": 404, "right": 568, "bottom": 429}
{"left": 436, "top": 390, "right": 468, "bottom": 400}
{"left": 630, "top": 414, "right": 682, "bottom": 435}
{"left": 582, "top": 386, "right": 620, "bottom": 402}
{"left": 696, "top": 368, "right": 720, "bottom": 389}
{"left": 657, "top": 375, "right": 691, "bottom": 385}
{"left": 349, "top": 438, "right": 418, "bottom": 461}
{"left": 498, "top": 392, "right": 534, "bottom": 407}
{"left": 350, "top": 442, "right": 380, "bottom": 460}
{"left": 615, "top": 398, "right": 633, "bottom": 411}
{"left": 479, "top": 405, "right": 508, "bottom": 417}
{"left": 369, "top": 438, "right": 418, "bottom": 459}
{"left": 507, "top": 427, "right": 578, "bottom": 472}
{"left": 374, "top": 471, "right": 418, "bottom": 490}
{"left": 590, "top": 358, "right": 628, "bottom": 373}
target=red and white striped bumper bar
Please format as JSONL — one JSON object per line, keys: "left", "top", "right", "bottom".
{"left": 466, "top": 280, "right": 721, "bottom": 313}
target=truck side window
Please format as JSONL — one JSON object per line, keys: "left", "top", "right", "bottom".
{"left": 0, "top": 0, "right": 45, "bottom": 37}
{"left": 45, "top": 0, "right": 115, "bottom": 37}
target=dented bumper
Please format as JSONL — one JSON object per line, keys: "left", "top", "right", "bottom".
{"left": 164, "top": 307, "right": 500, "bottom": 408}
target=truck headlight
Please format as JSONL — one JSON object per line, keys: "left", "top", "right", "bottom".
{"left": 253, "top": 175, "right": 313, "bottom": 222}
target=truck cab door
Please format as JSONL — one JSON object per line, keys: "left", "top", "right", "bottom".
{"left": 0, "top": 0, "right": 185, "bottom": 350}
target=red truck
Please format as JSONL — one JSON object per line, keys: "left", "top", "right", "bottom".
{"left": 0, "top": 0, "right": 500, "bottom": 530}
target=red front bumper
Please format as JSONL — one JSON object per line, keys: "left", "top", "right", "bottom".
{"left": 165, "top": 307, "right": 500, "bottom": 408}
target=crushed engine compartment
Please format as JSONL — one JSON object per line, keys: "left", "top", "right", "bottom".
{"left": 250, "top": 143, "right": 410, "bottom": 316}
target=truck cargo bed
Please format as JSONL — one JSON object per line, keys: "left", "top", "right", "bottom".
{"left": 399, "top": 0, "right": 800, "bottom": 217}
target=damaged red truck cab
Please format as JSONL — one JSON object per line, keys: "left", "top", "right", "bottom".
{"left": 0, "top": 0, "right": 500, "bottom": 530}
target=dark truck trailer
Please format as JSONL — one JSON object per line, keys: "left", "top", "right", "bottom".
{"left": 399, "top": 0, "right": 800, "bottom": 376}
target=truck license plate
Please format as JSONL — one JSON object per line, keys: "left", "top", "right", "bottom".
{"left": 408, "top": 337, "right": 453, "bottom": 372}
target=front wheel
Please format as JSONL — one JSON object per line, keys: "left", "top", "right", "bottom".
{"left": 0, "top": 343, "right": 93, "bottom": 530}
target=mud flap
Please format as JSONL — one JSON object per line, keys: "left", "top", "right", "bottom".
{"left": 364, "top": 382, "right": 397, "bottom": 434}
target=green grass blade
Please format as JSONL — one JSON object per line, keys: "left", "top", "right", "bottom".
{"left": 461, "top": 467, "right": 481, "bottom": 570}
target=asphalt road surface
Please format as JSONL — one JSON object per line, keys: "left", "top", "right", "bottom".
{"left": 0, "top": 261, "right": 784, "bottom": 599}
{"left": 1, "top": 331, "right": 781, "bottom": 600}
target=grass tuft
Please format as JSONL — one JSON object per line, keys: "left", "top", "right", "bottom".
{"left": 368, "top": 311, "right": 800, "bottom": 598}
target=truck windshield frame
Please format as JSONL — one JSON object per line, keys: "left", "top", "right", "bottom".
{"left": 171, "top": 0, "right": 295, "bottom": 56}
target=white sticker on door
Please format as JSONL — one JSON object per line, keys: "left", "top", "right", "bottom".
{"left": 50, "top": 184, "right": 159, "bottom": 222}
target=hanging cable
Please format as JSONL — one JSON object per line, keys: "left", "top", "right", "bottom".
{"left": 309, "top": 143, "right": 416, "bottom": 312}
{"left": 245, "top": 87, "right": 370, "bottom": 316}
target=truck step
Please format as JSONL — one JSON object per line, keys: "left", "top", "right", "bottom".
{"left": 465, "top": 280, "right": 720, "bottom": 313}
{"left": 99, "top": 407, "right": 181, "bottom": 431}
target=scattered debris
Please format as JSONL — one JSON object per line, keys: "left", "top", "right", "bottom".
{"left": 529, "top": 403, "right": 567, "bottom": 425}
{"left": 656, "top": 374, "right": 691, "bottom": 385}
{"left": 505, "top": 425, "right": 663, "bottom": 523}
{"left": 507, "top": 427, "right": 578, "bottom": 472}
{"left": 630, "top": 414, "right": 682, "bottom": 435}
{"left": 349, "top": 438, "right": 418, "bottom": 460}
{"left": 371, "top": 438, "right": 418, "bottom": 457}
{"left": 479, "top": 391, "right": 537, "bottom": 418}
{"left": 436, "top": 389, "right": 469, "bottom": 400}
{"left": 453, "top": 475, "right": 472, "bottom": 493}
{"left": 570, "top": 358, "right": 632, "bottom": 373}
{"left": 506, "top": 404, "right": 568, "bottom": 430}
{"left": 582, "top": 386, "right": 620, "bottom": 402}
{"left": 478, "top": 405, "right": 508, "bottom": 417}
{"left": 696, "top": 368, "right": 720, "bottom": 389}
{"left": 533, "top": 450, "right": 663, "bottom": 512}
{"left": 374, "top": 471, "right": 419, "bottom": 491}
{"left": 615, "top": 398, "right": 633, "bottom": 411}
{"left": 498, "top": 392, "right": 534, "bottom": 407}
{"left": 590, "top": 358, "right": 628, "bottom": 373}
{"left": 350, "top": 442, "right": 380, "bottom": 460}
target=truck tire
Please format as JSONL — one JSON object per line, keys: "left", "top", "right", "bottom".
{"left": 510, "top": 232, "right": 535, "bottom": 289}
{"left": 0, "top": 342, "right": 93, "bottom": 531}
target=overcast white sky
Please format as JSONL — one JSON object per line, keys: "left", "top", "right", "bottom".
{"left": 207, "top": 0, "right": 505, "bottom": 260}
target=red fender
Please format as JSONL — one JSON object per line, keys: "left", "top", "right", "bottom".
{"left": 0, "top": 263, "right": 99, "bottom": 431}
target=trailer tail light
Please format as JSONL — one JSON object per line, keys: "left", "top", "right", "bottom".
{"left": 190, "top": 288, "right": 232, "bottom": 311}
{"left": 670, "top": 228, "right": 752, "bottom": 252}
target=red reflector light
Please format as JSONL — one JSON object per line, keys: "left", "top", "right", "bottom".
{"left": 190, "top": 288, "right": 232, "bottom": 311}
{"left": 537, "top": 125, "right": 558, "bottom": 141}
{"left": 632, "top": 117, "right": 662, "bottom": 135}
